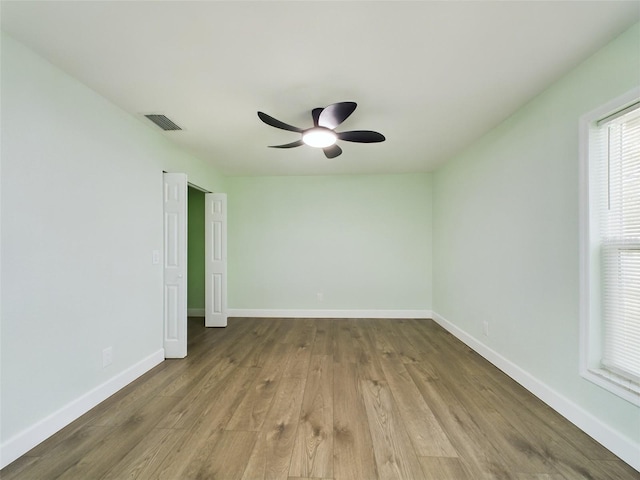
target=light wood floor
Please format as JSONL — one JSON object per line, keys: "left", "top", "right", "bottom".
{"left": 2, "top": 317, "right": 638, "bottom": 480}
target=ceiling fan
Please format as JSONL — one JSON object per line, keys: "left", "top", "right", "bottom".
{"left": 257, "top": 101, "right": 385, "bottom": 158}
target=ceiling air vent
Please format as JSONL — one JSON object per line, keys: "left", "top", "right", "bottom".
{"left": 145, "top": 114, "right": 182, "bottom": 131}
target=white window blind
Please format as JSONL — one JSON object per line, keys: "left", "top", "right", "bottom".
{"left": 599, "top": 104, "right": 640, "bottom": 384}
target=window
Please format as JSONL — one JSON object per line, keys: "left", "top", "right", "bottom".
{"left": 580, "top": 88, "right": 640, "bottom": 405}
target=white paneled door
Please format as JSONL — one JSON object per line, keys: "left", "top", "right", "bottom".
{"left": 163, "top": 173, "right": 187, "bottom": 358}
{"left": 205, "top": 193, "right": 227, "bottom": 327}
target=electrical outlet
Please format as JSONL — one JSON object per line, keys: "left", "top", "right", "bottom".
{"left": 482, "top": 321, "right": 489, "bottom": 337}
{"left": 102, "top": 347, "right": 113, "bottom": 367}
{"left": 317, "top": 292, "right": 324, "bottom": 302}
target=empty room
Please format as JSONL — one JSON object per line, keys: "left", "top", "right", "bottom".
{"left": 1, "top": 1, "right": 639, "bottom": 479}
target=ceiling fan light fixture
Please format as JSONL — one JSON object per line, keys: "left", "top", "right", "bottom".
{"left": 302, "top": 128, "right": 337, "bottom": 148}
{"left": 258, "top": 102, "right": 384, "bottom": 158}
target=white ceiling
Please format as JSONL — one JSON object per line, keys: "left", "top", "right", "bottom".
{"left": 2, "top": 1, "right": 639, "bottom": 176}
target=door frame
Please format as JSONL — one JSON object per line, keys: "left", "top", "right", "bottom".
{"left": 162, "top": 173, "right": 228, "bottom": 358}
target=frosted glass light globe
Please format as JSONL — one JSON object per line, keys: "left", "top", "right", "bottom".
{"left": 302, "top": 128, "right": 337, "bottom": 148}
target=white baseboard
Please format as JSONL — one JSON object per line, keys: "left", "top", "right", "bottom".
{"left": 431, "top": 311, "right": 640, "bottom": 472}
{"left": 187, "top": 308, "right": 205, "bottom": 317}
{"left": 0, "top": 349, "right": 164, "bottom": 469}
{"left": 227, "top": 308, "right": 432, "bottom": 319}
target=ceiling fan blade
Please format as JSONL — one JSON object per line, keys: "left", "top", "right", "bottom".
{"left": 268, "top": 140, "right": 304, "bottom": 149}
{"left": 257, "top": 111, "right": 303, "bottom": 133}
{"left": 318, "top": 102, "right": 357, "bottom": 129}
{"left": 311, "top": 108, "right": 323, "bottom": 127}
{"left": 323, "top": 144, "right": 342, "bottom": 158}
{"left": 337, "top": 130, "right": 386, "bottom": 143}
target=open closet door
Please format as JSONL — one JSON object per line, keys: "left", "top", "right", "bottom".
{"left": 163, "top": 172, "right": 188, "bottom": 358}
{"left": 205, "top": 193, "right": 228, "bottom": 327}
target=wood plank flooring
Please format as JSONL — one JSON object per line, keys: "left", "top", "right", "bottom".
{"left": 2, "top": 317, "right": 638, "bottom": 480}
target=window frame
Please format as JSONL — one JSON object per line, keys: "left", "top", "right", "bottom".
{"left": 579, "top": 87, "right": 640, "bottom": 406}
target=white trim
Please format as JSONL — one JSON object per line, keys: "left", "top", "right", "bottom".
{"left": 432, "top": 311, "right": 640, "bottom": 472}
{"left": 580, "top": 368, "right": 640, "bottom": 406}
{"left": 187, "top": 308, "right": 205, "bottom": 317}
{"left": 187, "top": 182, "right": 211, "bottom": 194}
{"left": 0, "top": 349, "right": 164, "bottom": 469}
{"left": 227, "top": 308, "right": 432, "bottom": 319}
{"left": 582, "top": 87, "right": 640, "bottom": 128}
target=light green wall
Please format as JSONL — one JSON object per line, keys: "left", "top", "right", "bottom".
{"left": 433, "top": 24, "right": 640, "bottom": 445}
{"left": 187, "top": 187, "right": 206, "bottom": 311}
{"left": 226, "top": 174, "right": 432, "bottom": 311}
{"left": 0, "top": 32, "right": 225, "bottom": 451}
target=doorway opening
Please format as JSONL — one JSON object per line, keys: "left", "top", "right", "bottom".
{"left": 187, "top": 185, "right": 206, "bottom": 319}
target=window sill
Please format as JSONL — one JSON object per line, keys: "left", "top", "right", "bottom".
{"left": 581, "top": 367, "right": 640, "bottom": 406}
